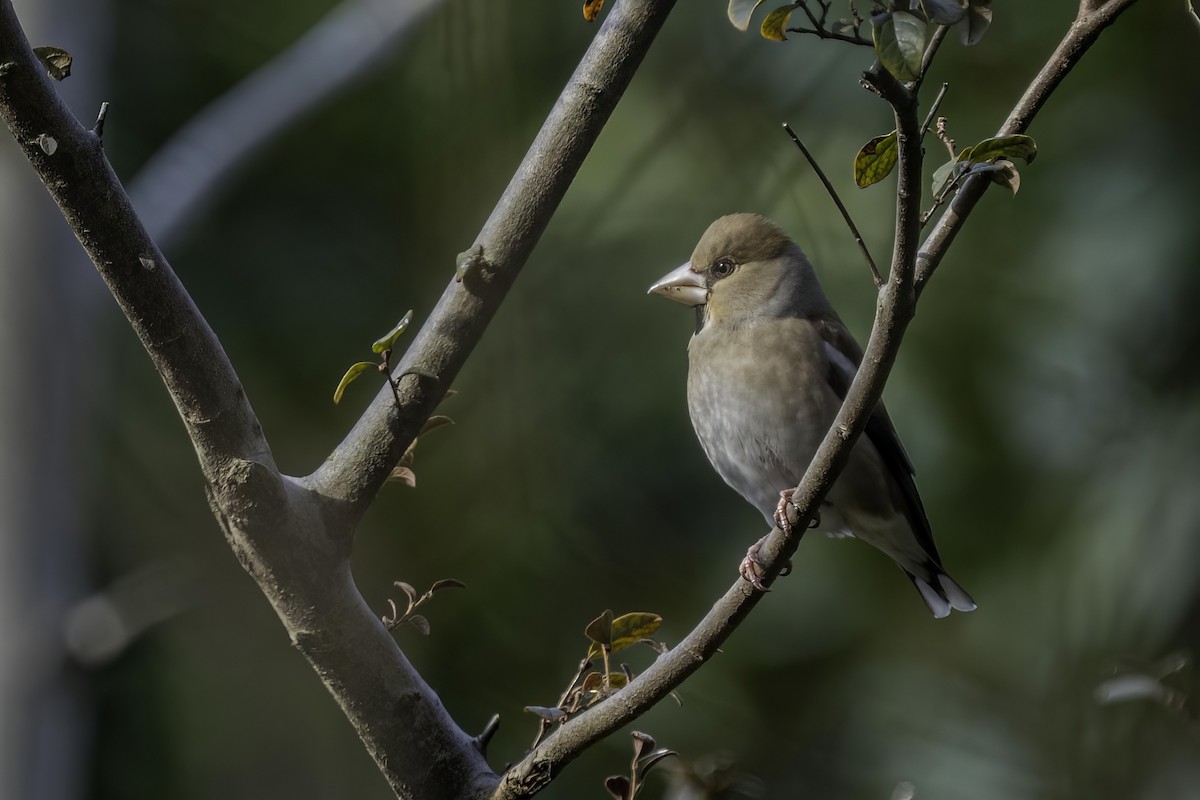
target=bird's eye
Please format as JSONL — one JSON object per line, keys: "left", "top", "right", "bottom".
{"left": 713, "top": 258, "right": 736, "bottom": 278}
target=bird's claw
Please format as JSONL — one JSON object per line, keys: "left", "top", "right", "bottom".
{"left": 773, "top": 489, "right": 797, "bottom": 536}
{"left": 739, "top": 537, "right": 794, "bottom": 590}
{"left": 774, "top": 489, "right": 823, "bottom": 534}
{"left": 739, "top": 537, "right": 771, "bottom": 591}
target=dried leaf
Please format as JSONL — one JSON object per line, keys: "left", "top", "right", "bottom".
{"left": 637, "top": 748, "right": 678, "bottom": 774}
{"left": 419, "top": 415, "right": 455, "bottom": 435}
{"left": 33, "top": 45, "right": 72, "bottom": 80}
{"left": 583, "top": 0, "right": 605, "bottom": 22}
{"left": 394, "top": 581, "right": 418, "bottom": 605}
{"left": 585, "top": 609, "right": 614, "bottom": 647}
{"left": 631, "top": 731, "right": 657, "bottom": 760}
{"left": 604, "top": 775, "right": 631, "bottom": 800}
{"left": 387, "top": 466, "right": 417, "bottom": 487}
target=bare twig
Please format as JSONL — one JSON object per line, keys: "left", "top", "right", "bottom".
{"left": 782, "top": 122, "right": 882, "bottom": 287}
{"left": 919, "top": 82, "right": 948, "bottom": 138}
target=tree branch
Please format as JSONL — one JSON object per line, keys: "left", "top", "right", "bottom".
{"left": 127, "top": 0, "right": 442, "bottom": 248}
{"left": 914, "top": 0, "right": 1144, "bottom": 290}
{"left": 0, "top": 0, "right": 680, "bottom": 797}
{"left": 0, "top": 0, "right": 270, "bottom": 483}
{"left": 308, "top": 0, "right": 679, "bottom": 524}
{"left": 495, "top": 3, "right": 1144, "bottom": 794}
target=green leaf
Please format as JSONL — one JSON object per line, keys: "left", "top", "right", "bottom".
{"left": 931, "top": 157, "right": 965, "bottom": 196}
{"left": 372, "top": 309, "right": 413, "bottom": 354}
{"left": 956, "top": 0, "right": 992, "bottom": 45}
{"left": 854, "top": 130, "right": 898, "bottom": 188}
{"left": 333, "top": 361, "right": 376, "bottom": 405}
{"left": 916, "top": 0, "right": 967, "bottom": 25}
{"left": 760, "top": 4, "right": 797, "bottom": 41}
{"left": 33, "top": 46, "right": 72, "bottom": 80}
{"left": 727, "top": 0, "right": 767, "bottom": 31}
{"left": 965, "top": 134, "right": 1037, "bottom": 165}
{"left": 609, "top": 612, "right": 662, "bottom": 654}
{"left": 871, "top": 11, "right": 926, "bottom": 82}
{"left": 584, "top": 609, "right": 614, "bottom": 647}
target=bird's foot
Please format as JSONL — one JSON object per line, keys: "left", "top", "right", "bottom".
{"left": 739, "top": 537, "right": 771, "bottom": 591}
{"left": 773, "top": 489, "right": 797, "bottom": 535}
{"left": 773, "top": 489, "right": 822, "bottom": 535}
{"left": 739, "top": 537, "right": 793, "bottom": 591}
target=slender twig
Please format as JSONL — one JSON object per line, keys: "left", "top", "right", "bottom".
{"left": 919, "top": 82, "right": 948, "bottom": 138}
{"left": 91, "top": 100, "right": 108, "bottom": 142}
{"left": 917, "top": 24, "right": 949, "bottom": 87}
{"left": 782, "top": 122, "right": 882, "bottom": 287}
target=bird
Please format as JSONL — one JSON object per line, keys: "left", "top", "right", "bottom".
{"left": 649, "top": 213, "right": 975, "bottom": 618}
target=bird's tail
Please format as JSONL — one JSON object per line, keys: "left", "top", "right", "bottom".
{"left": 907, "top": 567, "right": 976, "bottom": 619}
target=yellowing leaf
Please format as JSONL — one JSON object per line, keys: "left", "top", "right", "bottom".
{"left": 760, "top": 4, "right": 796, "bottom": 41}
{"left": 583, "top": 0, "right": 605, "bottom": 22}
{"left": 609, "top": 612, "right": 663, "bottom": 654}
{"left": 854, "top": 130, "right": 898, "bottom": 188}
{"left": 333, "top": 361, "right": 376, "bottom": 404}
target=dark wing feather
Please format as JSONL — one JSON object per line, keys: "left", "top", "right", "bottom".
{"left": 811, "top": 316, "right": 943, "bottom": 565}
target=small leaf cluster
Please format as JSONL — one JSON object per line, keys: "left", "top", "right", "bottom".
{"left": 525, "top": 610, "right": 667, "bottom": 746}
{"left": 604, "top": 731, "right": 677, "bottom": 800}
{"left": 729, "top": 1, "right": 992, "bottom": 82}
{"left": 333, "top": 309, "right": 413, "bottom": 405}
{"left": 380, "top": 578, "right": 466, "bottom": 635}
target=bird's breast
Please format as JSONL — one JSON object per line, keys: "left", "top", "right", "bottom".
{"left": 685, "top": 319, "right": 841, "bottom": 521}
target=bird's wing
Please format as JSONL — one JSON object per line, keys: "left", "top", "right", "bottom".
{"left": 811, "top": 316, "right": 942, "bottom": 564}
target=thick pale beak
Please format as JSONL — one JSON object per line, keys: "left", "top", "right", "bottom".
{"left": 648, "top": 261, "right": 708, "bottom": 307}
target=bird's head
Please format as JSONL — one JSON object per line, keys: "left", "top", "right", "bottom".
{"left": 648, "top": 213, "right": 829, "bottom": 329}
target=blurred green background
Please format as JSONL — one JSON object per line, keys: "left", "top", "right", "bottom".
{"left": 3, "top": 1, "right": 1200, "bottom": 798}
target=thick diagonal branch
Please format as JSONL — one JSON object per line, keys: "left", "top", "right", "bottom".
{"left": 309, "top": 0, "right": 679, "bottom": 521}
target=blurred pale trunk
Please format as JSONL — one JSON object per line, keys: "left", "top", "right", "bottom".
{"left": 0, "top": 0, "right": 110, "bottom": 797}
